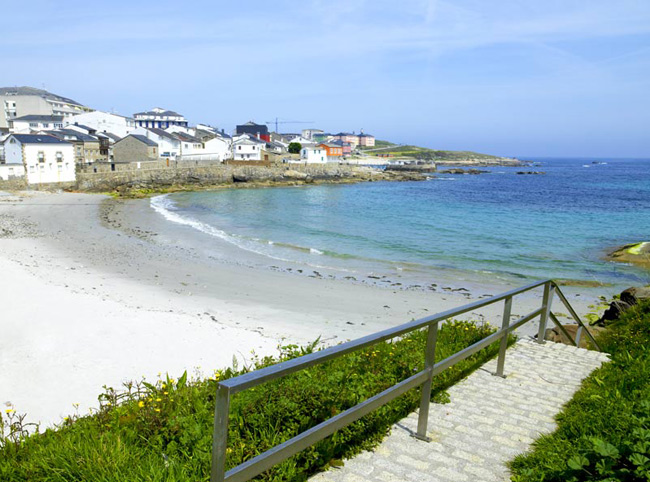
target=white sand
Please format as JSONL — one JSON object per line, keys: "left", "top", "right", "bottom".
{"left": 0, "top": 191, "right": 599, "bottom": 430}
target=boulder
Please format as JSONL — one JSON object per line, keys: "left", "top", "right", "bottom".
{"left": 545, "top": 324, "right": 605, "bottom": 348}
{"left": 620, "top": 286, "right": 650, "bottom": 306}
{"left": 283, "top": 170, "right": 309, "bottom": 180}
{"left": 597, "top": 299, "right": 633, "bottom": 325}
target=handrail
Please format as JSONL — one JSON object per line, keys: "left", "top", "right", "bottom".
{"left": 550, "top": 281, "right": 601, "bottom": 351}
{"left": 210, "top": 279, "right": 599, "bottom": 482}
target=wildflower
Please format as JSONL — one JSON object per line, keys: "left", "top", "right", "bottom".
{"left": 156, "top": 398, "right": 162, "bottom": 402}
{"left": 163, "top": 391, "right": 169, "bottom": 395}
{"left": 5, "top": 409, "right": 14, "bottom": 414}
{"left": 226, "top": 448, "right": 233, "bottom": 454}
{"left": 154, "top": 408, "right": 161, "bottom": 412}
{"left": 138, "top": 401, "right": 145, "bottom": 408}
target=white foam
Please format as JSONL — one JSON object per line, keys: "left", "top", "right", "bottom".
{"left": 150, "top": 195, "right": 352, "bottom": 272}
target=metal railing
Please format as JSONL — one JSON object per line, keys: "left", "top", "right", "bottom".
{"left": 210, "top": 279, "right": 599, "bottom": 482}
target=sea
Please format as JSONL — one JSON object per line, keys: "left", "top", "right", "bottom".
{"left": 150, "top": 158, "right": 650, "bottom": 294}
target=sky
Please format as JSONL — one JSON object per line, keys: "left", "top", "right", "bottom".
{"left": 2, "top": 0, "right": 649, "bottom": 158}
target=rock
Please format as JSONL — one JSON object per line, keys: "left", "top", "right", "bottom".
{"left": 620, "top": 286, "right": 650, "bottom": 306}
{"left": 283, "top": 170, "right": 308, "bottom": 180}
{"left": 232, "top": 173, "right": 249, "bottom": 183}
{"left": 545, "top": 324, "right": 605, "bottom": 348}
{"left": 598, "top": 299, "right": 633, "bottom": 325}
{"left": 605, "top": 242, "right": 650, "bottom": 269}
{"left": 516, "top": 171, "right": 546, "bottom": 175}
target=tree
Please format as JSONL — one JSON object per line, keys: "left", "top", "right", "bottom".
{"left": 288, "top": 142, "right": 302, "bottom": 154}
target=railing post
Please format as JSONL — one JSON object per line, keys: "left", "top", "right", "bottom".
{"left": 211, "top": 384, "right": 231, "bottom": 482}
{"left": 494, "top": 296, "right": 512, "bottom": 378}
{"left": 537, "top": 282, "right": 555, "bottom": 344}
{"left": 575, "top": 325, "right": 583, "bottom": 347}
{"left": 414, "top": 322, "right": 438, "bottom": 442}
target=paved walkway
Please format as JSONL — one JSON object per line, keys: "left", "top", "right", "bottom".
{"left": 310, "top": 338, "right": 610, "bottom": 482}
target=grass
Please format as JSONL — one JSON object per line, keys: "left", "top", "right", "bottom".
{"left": 509, "top": 300, "right": 650, "bottom": 481}
{"left": 361, "top": 144, "right": 503, "bottom": 161}
{"left": 1, "top": 320, "right": 506, "bottom": 482}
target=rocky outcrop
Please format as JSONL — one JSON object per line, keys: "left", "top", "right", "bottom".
{"left": 516, "top": 171, "right": 546, "bottom": 175}
{"left": 385, "top": 164, "right": 437, "bottom": 172}
{"left": 439, "top": 168, "right": 488, "bottom": 175}
{"left": 593, "top": 284, "right": 650, "bottom": 326}
{"left": 545, "top": 324, "right": 605, "bottom": 348}
{"left": 605, "top": 242, "right": 650, "bottom": 269}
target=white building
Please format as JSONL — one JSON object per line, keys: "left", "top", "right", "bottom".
{"left": 3, "top": 134, "right": 75, "bottom": 184}
{"left": 9, "top": 115, "right": 65, "bottom": 133}
{"left": 300, "top": 146, "right": 327, "bottom": 164}
{"left": 65, "top": 111, "right": 136, "bottom": 138}
{"left": 134, "top": 127, "right": 181, "bottom": 158}
{"left": 0, "top": 163, "right": 25, "bottom": 180}
{"left": 302, "top": 129, "right": 324, "bottom": 140}
{"left": 201, "top": 135, "right": 232, "bottom": 161}
{"left": 174, "top": 132, "right": 204, "bottom": 157}
{"left": 232, "top": 134, "right": 265, "bottom": 160}
{"left": 133, "top": 107, "right": 188, "bottom": 129}
{"left": 0, "top": 86, "right": 92, "bottom": 130}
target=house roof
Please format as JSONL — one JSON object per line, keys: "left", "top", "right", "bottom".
{"left": 0, "top": 86, "right": 86, "bottom": 107}
{"left": 68, "top": 123, "right": 96, "bottom": 132}
{"left": 234, "top": 134, "right": 266, "bottom": 145}
{"left": 119, "top": 134, "right": 158, "bottom": 147}
{"left": 358, "top": 133, "right": 374, "bottom": 138}
{"left": 318, "top": 142, "right": 340, "bottom": 148}
{"left": 9, "top": 134, "right": 70, "bottom": 145}
{"left": 97, "top": 132, "right": 121, "bottom": 142}
{"left": 49, "top": 129, "right": 98, "bottom": 143}
{"left": 147, "top": 128, "right": 179, "bottom": 142}
{"left": 11, "top": 114, "right": 64, "bottom": 122}
{"left": 173, "top": 132, "right": 202, "bottom": 143}
{"left": 334, "top": 132, "right": 357, "bottom": 137}
{"left": 239, "top": 121, "right": 265, "bottom": 127}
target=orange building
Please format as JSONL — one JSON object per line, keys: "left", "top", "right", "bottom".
{"left": 318, "top": 142, "right": 343, "bottom": 158}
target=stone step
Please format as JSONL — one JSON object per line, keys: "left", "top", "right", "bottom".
{"left": 310, "top": 338, "right": 609, "bottom": 482}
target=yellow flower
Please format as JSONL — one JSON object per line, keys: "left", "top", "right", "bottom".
{"left": 226, "top": 448, "right": 233, "bottom": 454}
{"left": 5, "top": 409, "right": 14, "bottom": 414}
{"left": 156, "top": 398, "right": 162, "bottom": 402}
{"left": 138, "top": 401, "right": 145, "bottom": 408}
{"left": 163, "top": 391, "right": 169, "bottom": 395}
{"left": 154, "top": 408, "right": 161, "bottom": 412}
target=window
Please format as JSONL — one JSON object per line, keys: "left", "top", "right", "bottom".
{"left": 55, "top": 152, "right": 63, "bottom": 162}
{"left": 58, "top": 164, "right": 63, "bottom": 172}
{"left": 238, "top": 146, "right": 241, "bottom": 150}
{"left": 29, "top": 123, "right": 38, "bottom": 128}
{"left": 37, "top": 151, "right": 45, "bottom": 163}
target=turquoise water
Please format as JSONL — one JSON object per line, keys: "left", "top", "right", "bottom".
{"left": 151, "top": 158, "right": 650, "bottom": 290}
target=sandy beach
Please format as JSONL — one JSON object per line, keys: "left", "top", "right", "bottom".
{"left": 0, "top": 190, "right": 599, "bottom": 430}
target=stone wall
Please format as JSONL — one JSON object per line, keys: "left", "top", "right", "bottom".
{"left": 75, "top": 164, "right": 386, "bottom": 193}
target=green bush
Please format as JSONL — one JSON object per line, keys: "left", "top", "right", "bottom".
{"left": 510, "top": 301, "right": 650, "bottom": 482}
{"left": 1, "top": 320, "right": 502, "bottom": 482}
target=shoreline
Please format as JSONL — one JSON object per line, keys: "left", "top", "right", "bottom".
{"left": 0, "top": 191, "right": 601, "bottom": 430}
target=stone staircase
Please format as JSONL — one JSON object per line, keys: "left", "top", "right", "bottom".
{"left": 310, "top": 338, "right": 610, "bottom": 482}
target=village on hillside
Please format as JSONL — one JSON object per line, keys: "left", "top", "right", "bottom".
{"left": 0, "top": 86, "right": 377, "bottom": 186}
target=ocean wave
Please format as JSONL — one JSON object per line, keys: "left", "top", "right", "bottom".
{"left": 150, "top": 195, "right": 348, "bottom": 269}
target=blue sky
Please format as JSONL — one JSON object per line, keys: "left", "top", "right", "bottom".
{"left": 3, "top": 0, "right": 649, "bottom": 157}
